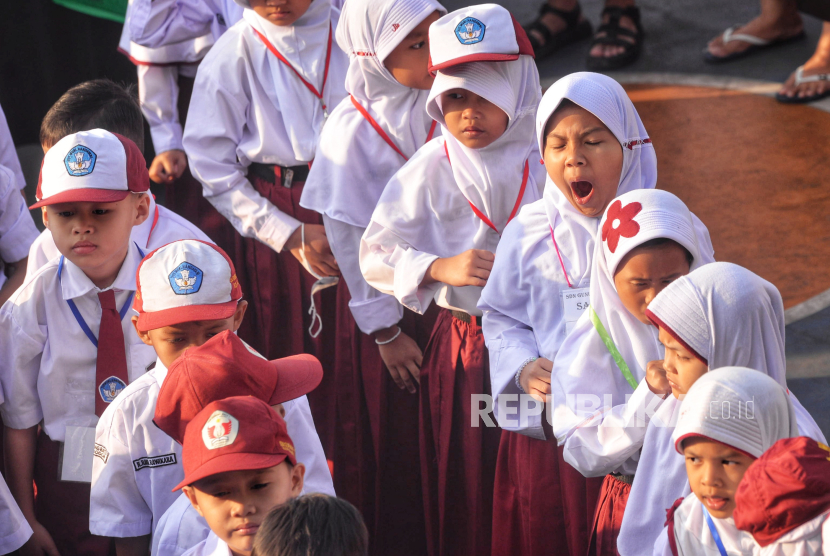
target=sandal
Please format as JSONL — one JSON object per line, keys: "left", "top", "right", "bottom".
{"left": 703, "top": 24, "right": 806, "bottom": 64}
{"left": 586, "top": 5, "right": 644, "bottom": 71}
{"left": 775, "top": 66, "right": 830, "bottom": 104}
{"left": 524, "top": 3, "right": 592, "bottom": 61}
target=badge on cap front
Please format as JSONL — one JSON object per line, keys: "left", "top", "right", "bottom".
{"left": 455, "top": 17, "right": 485, "bottom": 44}
{"left": 168, "top": 262, "right": 204, "bottom": 295}
{"left": 202, "top": 411, "right": 239, "bottom": 450}
{"left": 64, "top": 145, "right": 97, "bottom": 176}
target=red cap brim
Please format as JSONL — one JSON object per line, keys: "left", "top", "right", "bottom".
{"left": 173, "top": 452, "right": 291, "bottom": 491}
{"left": 429, "top": 52, "right": 520, "bottom": 74}
{"left": 135, "top": 300, "right": 240, "bottom": 332}
{"left": 268, "top": 354, "right": 324, "bottom": 405}
{"left": 30, "top": 188, "right": 130, "bottom": 209}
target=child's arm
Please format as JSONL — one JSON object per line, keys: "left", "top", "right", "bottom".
{"left": 114, "top": 536, "right": 151, "bottom": 556}
{"left": 422, "top": 249, "right": 495, "bottom": 288}
{"left": 128, "top": 0, "right": 219, "bottom": 48}
{"left": 0, "top": 165, "right": 40, "bottom": 302}
{"left": 0, "top": 256, "right": 27, "bottom": 306}
{"left": 138, "top": 65, "right": 187, "bottom": 184}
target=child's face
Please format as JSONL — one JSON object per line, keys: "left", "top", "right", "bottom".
{"left": 441, "top": 88, "right": 508, "bottom": 149}
{"left": 133, "top": 301, "right": 248, "bottom": 369}
{"left": 614, "top": 243, "right": 691, "bottom": 325}
{"left": 659, "top": 326, "right": 708, "bottom": 398}
{"left": 43, "top": 195, "right": 150, "bottom": 288}
{"left": 383, "top": 10, "right": 442, "bottom": 90}
{"left": 183, "top": 461, "right": 305, "bottom": 556}
{"left": 683, "top": 437, "right": 755, "bottom": 519}
{"left": 248, "top": 0, "right": 312, "bottom": 27}
{"left": 543, "top": 103, "right": 623, "bottom": 218}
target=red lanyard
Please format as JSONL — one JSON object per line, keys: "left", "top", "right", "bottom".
{"left": 443, "top": 143, "right": 528, "bottom": 235}
{"left": 549, "top": 222, "right": 574, "bottom": 288}
{"left": 252, "top": 24, "right": 333, "bottom": 116}
{"left": 350, "top": 95, "right": 436, "bottom": 161}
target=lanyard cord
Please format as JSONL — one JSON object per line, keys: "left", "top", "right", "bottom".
{"left": 549, "top": 223, "right": 573, "bottom": 288}
{"left": 350, "top": 95, "right": 437, "bottom": 161}
{"left": 589, "top": 306, "right": 638, "bottom": 390}
{"left": 702, "top": 504, "right": 729, "bottom": 556}
{"left": 252, "top": 23, "right": 333, "bottom": 115}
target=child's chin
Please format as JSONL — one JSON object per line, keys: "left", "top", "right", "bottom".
{"left": 670, "top": 387, "right": 683, "bottom": 399}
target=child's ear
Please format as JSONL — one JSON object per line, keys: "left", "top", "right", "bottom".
{"left": 232, "top": 300, "right": 248, "bottom": 332}
{"left": 133, "top": 194, "right": 151, "bottom": 226}
{"left": 182, "top": 486, "right": 205, "bottom": 517}
{"left": 132, "top": 316, "right": 153, "bottom": 346}
{"left": 291, "top": 463, "right": 305, "bottom": 496}
{"left": 41, "top": 207, "right": 50, "bottom": 230}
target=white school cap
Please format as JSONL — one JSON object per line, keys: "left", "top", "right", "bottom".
{"left": 134, "top": 240, "right": 243, "bottom": 332}
{"left": 31, "top": 129, "right": 149, "bottom": 209}
{"left": 427, "top": 3, "right": 534, "bottom": 74}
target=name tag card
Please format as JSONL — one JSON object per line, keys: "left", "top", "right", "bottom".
{"left": 561, "top": 287, "right": 590, "bottom": 336}
{"left": 60, "top": 425, "right": 96, "bottom": 483}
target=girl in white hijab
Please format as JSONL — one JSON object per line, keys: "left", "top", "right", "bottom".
{"left": 477, "top": 72, "right": 659, "bottom": 556}
{"left": 359, "top": 6, "right": 543, "bottom": 555}
{"left": 299, "top": 0, "right": 444, "bottom": 553}
{"left": 617, "top": 262, "right": 827, "bottom": 556}
{"left": 656, "top": 367, "right": 799, "bottom": 556}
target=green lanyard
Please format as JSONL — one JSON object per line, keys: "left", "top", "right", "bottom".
{"left": 589, "top": 306, "right": 639, "bottom": 390}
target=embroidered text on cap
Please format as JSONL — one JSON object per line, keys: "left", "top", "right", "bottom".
{"left": 455, "top": 17, "right": 485, "bottom": 45}
{"left": 168, "top": 262, "right": 204, "bottom": 295}
{"left": 64, "top": 145, "right": 97, "bottom": 177}
{"left": 202, "top": 410, "right": 239, "bottom": 450}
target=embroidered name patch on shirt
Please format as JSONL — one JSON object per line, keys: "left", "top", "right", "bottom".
{"left": 94, "top": 443, "right": 109, "bottom": 464}
{"left": 133, "top": 453, "right": 178, "bottom": 471}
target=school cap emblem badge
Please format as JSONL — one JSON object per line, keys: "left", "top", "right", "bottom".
{"left": 202, "top": 410, "right": 239, "bottom": 450}
{"left": 168, "top": 262, "right": 203, "bottom": 295}
{"left": 455, "top": 17, "right": 485, "bottom": 45}
{"left": 64, "top": 145, "right": 97, "bottom": 177}
{"left": 99, "top": 376, "right": 127, "bottom": 404}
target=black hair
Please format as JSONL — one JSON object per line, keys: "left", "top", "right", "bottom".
{"left": 636, "top": 238, "right": 694, "bottom": 266}
{"left": 40, "top": 79, "right": 144, "bottom": 151}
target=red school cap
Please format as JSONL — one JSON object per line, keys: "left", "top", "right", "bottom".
{"left": 174, "top": 396, "right": 297, "bottom": 491}
{"left": 154, "top": 330, "right": 323, "bottom": 444}
{"left": 733, "top": 436, "right": 830, "bottom": 546}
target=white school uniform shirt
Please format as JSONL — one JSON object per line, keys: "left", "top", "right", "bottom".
{"left": 0, "top": 105, "right": 25, "bottom": 191}
{"left": 0, "top": 165, "right": 39, "bottom": 289}
{"left": 0, "top": 383, "right": 34, "bottom": 554}
{"left": 0, "top": 241, "right": 156, "bottom": 441}
{"left": 150, "top": 395, "right": 334, "bottom": 556}
{"left": 25, "top": 195, "right": 210, "bottom": 281}
{"left": 93, "top": 356, "right": 333, "bottom": 541}
{"left": 181, "top": 531, "right": 231, "bottom": 556}
{"left": 129, "top": 0, "right": 243, "bottom": 49}
{"left": 183, "top": 4, "right": 349, "bottom": 253}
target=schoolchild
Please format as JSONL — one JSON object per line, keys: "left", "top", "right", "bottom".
{"left": 147, "top": 329, "right": 334, "bottom": 556}
{"left": 0, "top": 163, "right": 39, "bottom": 306}
{"left": 612, "top": 262, "right": 827, "bottom": 556}
{"left": 0, "top": 383, "right": 33, "bottom": 555}
{"left": 298, "top": 0, "right": 442, "bottom": 552}
{"left": 0, "top": 103, "right": 26, "bottom": 193}
{"left": 359, "top": 6, "right": 544, "bottom": 554}
{"left": 169, "top": 396, "right": 306, "bottom": 556}
{"left": 128, "top": 0, "right": 245, "bottom": 49}
{"left": 478, "top": 72, "right": 661, "bottom": 556}
{"left": 26, "top": 80, "right": 210, "bottom": 279}
{"left": 734, "top": 436, "right": 830, "bottom": 555}
{"left": 657, "top": 367, "right": 799, "bottom": 556}
{"left": 0, "top": 129, "right": 155, "bottom": 556}
{"left": 544, "top": 188, "right": 714, "bottom": 556}
{"left": 251, "top": 494, "right": 369, "bottom": 556}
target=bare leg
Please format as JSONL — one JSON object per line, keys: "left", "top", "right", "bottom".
{"left": 706, "top": 0, "right": 802, "bottom": 58}
{"left": 779, "top": 21, "right": 830, "bottom": 99}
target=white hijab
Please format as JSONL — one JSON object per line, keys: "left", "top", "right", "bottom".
{"left": 646, "top": 262, "right": 825, "bottom": 442}
{"left": 242, "top": 0, "right": 343, "bottom": 163}
{"left": 424, "top": 56, "right": 542, "bottom": 234}
{"left": 551, "top": 189, "right": 715, "bottom": 442}
{"left": 300, "top": 0, "right": 445, "bottom": 226}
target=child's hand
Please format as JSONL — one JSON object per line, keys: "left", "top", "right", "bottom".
{"left": 148, "top": 149, "right": 187, "bottom": 183}
{"left": 425, "top": 249, "right": 495, "bottom": 287}
{"left": 375, "top": 326, "right": 423, "bottom": 394}
{"left": 520, "top": 357, "right": 553, "bottom": 403}
{"left": 286, "top": 224, "right": 340, "bottom": 277}
{"left": 646, "top": 360, "right": 671, "bottom": 396}
{"left": 20, "top": 521, "right": 60, "bottom": 556}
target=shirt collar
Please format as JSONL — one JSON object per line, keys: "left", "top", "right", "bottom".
{"left": 153, "top": 357, "right": 169, "bottom": 387}
{"left": 60, "top": 241, "right": 144, "bottom": 301}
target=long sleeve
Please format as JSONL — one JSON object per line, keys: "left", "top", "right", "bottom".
{"left": 138, "top": 64, "right": 184, "bottom": 154}
{"left": 129, "top": 0, "right": 219, "bottom": 48}
{"left": 323, "top": 216, "right": 402, "bottom": 334}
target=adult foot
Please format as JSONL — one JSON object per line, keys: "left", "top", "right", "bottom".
{"left": 527, "top": 0, "right": 589, "bottom": 50}
{"left": 778, "top": 22, "right": 830, "bottom": 100}
{"left": 589, "top": 0, "right": 639, "bottom": 59}
{"left": 706, "top": 13, "right": 802, "bottom": 59}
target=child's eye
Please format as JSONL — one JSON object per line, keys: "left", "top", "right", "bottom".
{"left": 586, "top": 141, "right": 601, "bottom": 146}
{"left": 92, "top": 209, "right": 109, "bottom": 215}
{"left": 686, "top": 456, "right": 700, "bottom": 464}
{"left": 251, "top": 482, "right": 269, "bottom": 490}
{"left": 211, "top": 490, "right": 231, "bottom": 498}
{"left": 166, "top": 337, "right": 185, "bottom": 344}
{"left": 410, "top": 41, "right": 425, "bottom": 50}
{"left": 57, "top": 211, "right": 74, "bottom": 217}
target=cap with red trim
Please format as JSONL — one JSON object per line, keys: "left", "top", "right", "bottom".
{"left": 134, "top": 240, "right": 243, "bottom": 332}
{"left": 154, "top": 331, "right": 323, "bottom": 444}
{"left": 31, "top": 129, "right": 149, "bottom": 209}
{"left": 427, "top": 4, "right": 533, "bottom": 74}
{"left": 174, "top": 396, "right": 297, "bottom": 491}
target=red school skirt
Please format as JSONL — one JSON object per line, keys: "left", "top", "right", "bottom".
{"left": 242, "top": 164, "right": 338, "bottom": 456}
{"left": 419, "top": 309, "right": 502, "bottom": 556}
{"left": 491, "top": 432, "right": 603, "bottom": 556}
{"left": 331, "top": 283, "right": 438, "bottom": 556}
{"left": 588, "top": 473, "right": 632, "bottom": 556}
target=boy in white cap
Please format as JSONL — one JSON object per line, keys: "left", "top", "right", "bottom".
{"left": 0, "top": 129, "right": 155, "bottom": 556}
{"left": 90, "top": 239, "right": 333, "bottom": 556}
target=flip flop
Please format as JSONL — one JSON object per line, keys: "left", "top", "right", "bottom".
{"left": 702, "top": 24, "right": 805, "bottom": 64}
{"left": 776, "top": 66, "right": 830, "bottom": 103}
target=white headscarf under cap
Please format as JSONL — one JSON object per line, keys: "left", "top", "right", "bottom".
{"left": 550, "top": 188, "right": 714, "bottom": 442}
{"left": 242, "top": 0, "right": 345, "bottom": 163}
{"left": 300, "top": 0, "right": 445, "bottom": 226}
{"left": 424, "top": 56, "right": 543, "bottom": 234}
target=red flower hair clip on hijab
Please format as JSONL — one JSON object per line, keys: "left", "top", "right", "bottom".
{"left": 602, "top": 200, "right": 642, "bottom": 253}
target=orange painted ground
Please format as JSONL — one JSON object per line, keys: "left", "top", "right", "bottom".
{"left": 626, "top": 84, "right": 830, "bottom": 309}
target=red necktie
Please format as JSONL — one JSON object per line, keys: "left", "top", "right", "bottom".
{"left": 96, "top": 290, "right": 129, "bottom": 417}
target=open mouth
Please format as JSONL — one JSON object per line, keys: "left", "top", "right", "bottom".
{"left": 570, "top": 181, "right": 594, "bottom": 204}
